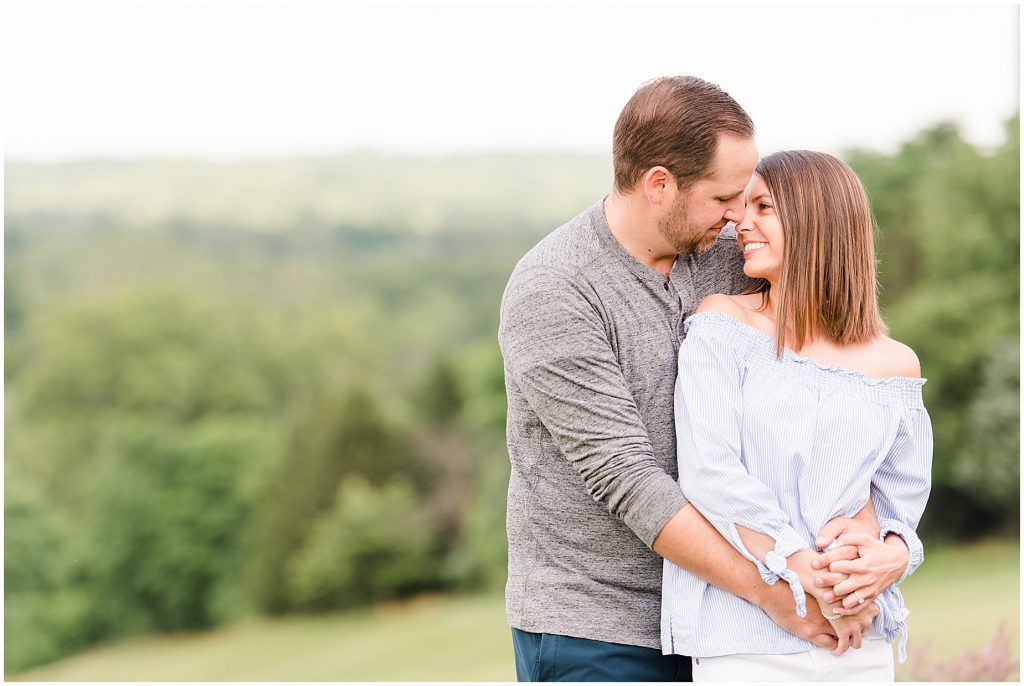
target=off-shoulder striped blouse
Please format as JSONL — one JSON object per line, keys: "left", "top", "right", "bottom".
{"left": 661, "top": 311, "right": 933, "bottom": 663}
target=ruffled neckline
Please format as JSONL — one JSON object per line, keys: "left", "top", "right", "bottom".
{"left": 685, "top": 311, "right": 927, "bottom": 404}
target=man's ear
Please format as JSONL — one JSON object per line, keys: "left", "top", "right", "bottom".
{"left": 641, "top": 166, "right": 674, "bottom": 207}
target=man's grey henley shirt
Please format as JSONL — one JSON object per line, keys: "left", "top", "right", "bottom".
{"left": 498, "top": 199, "right": 750, "bottom": 649}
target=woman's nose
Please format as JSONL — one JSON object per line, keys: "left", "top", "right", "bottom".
{"left": 735, "top": 213, "right": 754, "bottom": 232}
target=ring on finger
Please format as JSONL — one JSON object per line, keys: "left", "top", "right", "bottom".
{"left": 853, "top": 590, "right": 865, "bottom": 604}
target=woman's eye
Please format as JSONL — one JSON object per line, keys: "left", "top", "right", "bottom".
{"left": 759, "top": 202, "right": 772, "bottom": 211}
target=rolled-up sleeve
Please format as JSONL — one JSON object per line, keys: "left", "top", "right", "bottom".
{"left": 674, "top": 321, "right": 811, "bottom": 616}
{"left": 499, "top": 266, "right": 686, "bottom": 547}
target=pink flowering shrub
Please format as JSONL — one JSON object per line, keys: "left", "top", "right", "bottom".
{"left": 905, "top": 623, "right": 1019, "bottom": 682}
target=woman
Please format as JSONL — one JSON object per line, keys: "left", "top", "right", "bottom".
{"left": 660, "top": 150, "right": 932, "bottom": 681}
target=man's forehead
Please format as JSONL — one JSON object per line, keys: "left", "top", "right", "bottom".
{"left": 705, "top": 143, "right": 757, "bottom": 181}
{"left": 695, "top": 174, "right": 749, "bottom": 197}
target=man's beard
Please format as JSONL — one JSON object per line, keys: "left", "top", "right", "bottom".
{"left": 657, "top": 194, "right": 719, "bottom": 255}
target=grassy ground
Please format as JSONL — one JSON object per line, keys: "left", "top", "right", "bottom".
{"left": 10, "top": 539, "right": 1018, "bottom": 681}
{"left": 10, "top": 594, "right": 516, "bottom": 681}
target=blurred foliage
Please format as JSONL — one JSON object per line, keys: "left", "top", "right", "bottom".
{"left": 14, "top": 292, "right": 293, "bottom": 420}
{"left": 848, "top": 115, "right": 1020, "bottom": 539}
{"left": 953, "top": 339, "right": 1020, "bottom": 515}
{"left": 83, "top": 419, "right": 273, "bottom": 629}
{"left": 287, "top": 477, "right": 442, "bottom": 610}
{"left": 246, "top": 387, "right": 427, "bottom": 613}
{"left": 4, "top": 120, "right": 1019, "bottom": 673}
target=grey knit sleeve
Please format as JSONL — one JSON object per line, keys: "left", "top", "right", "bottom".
{"left": 499, "top": 265, "right": 687, "bottom": 547}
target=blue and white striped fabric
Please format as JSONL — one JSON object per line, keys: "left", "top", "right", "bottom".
{"left": 661, "top": 311, "right": 933, "bottom": 663}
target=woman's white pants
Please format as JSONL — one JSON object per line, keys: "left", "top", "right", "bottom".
{"left": 692, "top": 637, "right": 895, "bottom": 682}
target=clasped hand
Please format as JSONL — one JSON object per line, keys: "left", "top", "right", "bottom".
{"left": 812, "top": 517, "right": 909, "bottom": 612}
{"left": 796, "top": 517, "right": 909, "bottom": 655}
{"left": 752, "top": 508, "right": 909, "bottom": 656}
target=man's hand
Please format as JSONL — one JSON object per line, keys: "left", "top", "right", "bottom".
{"left": 759, "top": 583, "right": 838, "bottom": 651}
{"left": 812, "top": 533, "right": 909, "bottom": 609}
{"left": 820, "top": 599, "right": 878, "bottom": 655}
{"left": 760, "top": 575, "right": 878, "bottom": 656}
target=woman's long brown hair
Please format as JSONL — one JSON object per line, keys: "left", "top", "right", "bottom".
{"left": 745, "top": 150, "right": 887, "bottom": 357}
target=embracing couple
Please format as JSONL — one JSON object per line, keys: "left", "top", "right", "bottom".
{"left": 497, "top": 76, "right": 932, "bottom": 682}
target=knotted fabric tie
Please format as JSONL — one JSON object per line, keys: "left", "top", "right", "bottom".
{"left": 761, "top": 550, "right": 807, "bottom": 618}
{"left": 876, "top": 588, "right": 912, "bottom": 663}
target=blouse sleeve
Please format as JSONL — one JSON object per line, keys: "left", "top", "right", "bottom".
{"left": 870, "top": 404, "right": 933, "bottom": 663}
{"left": 674, "top": 318, "right": 811, "bottom": 617}
{"left": 872, "top": 405, "right": 934, "bottom": 583}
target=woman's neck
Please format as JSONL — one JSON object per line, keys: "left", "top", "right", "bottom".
{"left": 757, "top": 282, "right": 779, "bottom": 320}
{"left": 758, "top": 284, "right": 835, "bottom": 352}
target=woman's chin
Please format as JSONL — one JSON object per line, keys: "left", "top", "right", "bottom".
{"left": 743, "top": 263, "right": 777, "bottom": 281}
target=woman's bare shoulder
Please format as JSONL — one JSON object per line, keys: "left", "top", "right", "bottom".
{"left": 872, "top": 336, "right": 922, "bottom": 378}
{"left": 695, "top": 293, "right": 764, "bottom": 324}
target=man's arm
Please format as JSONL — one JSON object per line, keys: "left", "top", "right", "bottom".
{"left": 499, "top": 265, "right": 691, "bottom": 546}
{"left": 653, "top": 505, "right": 873, "bottom": 651}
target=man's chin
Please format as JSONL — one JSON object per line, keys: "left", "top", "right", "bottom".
{"left": 666, "top": 226, "right": 720, "bottom": 255}
{"left": 693, "top": 234, "right": 719, "bottom": 254}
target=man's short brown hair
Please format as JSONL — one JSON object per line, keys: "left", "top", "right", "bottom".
{"left": 612, "top": 76, "right": 755, "bottom": 193}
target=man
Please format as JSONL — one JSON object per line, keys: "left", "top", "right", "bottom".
{"left": 498, "top": 76, "right": 913, "bottom": 681}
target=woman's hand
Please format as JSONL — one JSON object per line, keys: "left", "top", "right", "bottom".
{"left": 811, "top": 532, "right": 909, "bottom": 610}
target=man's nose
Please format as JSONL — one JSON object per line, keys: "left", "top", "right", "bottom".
{"left": 723, "top": 197, "right": 746, "bottom": 224}
{"left": 735, "top": 207, "right": 754, "bottom": 232}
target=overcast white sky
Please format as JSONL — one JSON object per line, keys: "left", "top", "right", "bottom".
{"left": 2, "top": 1, "right": 1020, "bottom": 160}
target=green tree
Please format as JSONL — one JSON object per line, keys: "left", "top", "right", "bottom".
{"left": 84, "top": 418, "right": 274, "bottom": 632}
{"left": 16, "top": 290, "right": 293, "bottom": 422}
{"left": 952, "top": 337, "right": 1020, "bottom": 530}
{"left": 246, "top": 387, "right": 425, "bottom": 612}
{"left": 287, "top": 477, "right": 441, "bottom": 609}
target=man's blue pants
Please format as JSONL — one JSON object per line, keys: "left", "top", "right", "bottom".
{"left": 511, "top": 628, "right": 692, "bottom": 682}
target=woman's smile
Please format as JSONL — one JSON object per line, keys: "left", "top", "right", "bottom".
{"left": 742, "top": 241, "right": 768, "bottom": 257}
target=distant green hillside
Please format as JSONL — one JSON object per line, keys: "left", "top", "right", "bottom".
{"left": 6, "top": 153, "right": 612, "bottom": 232}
